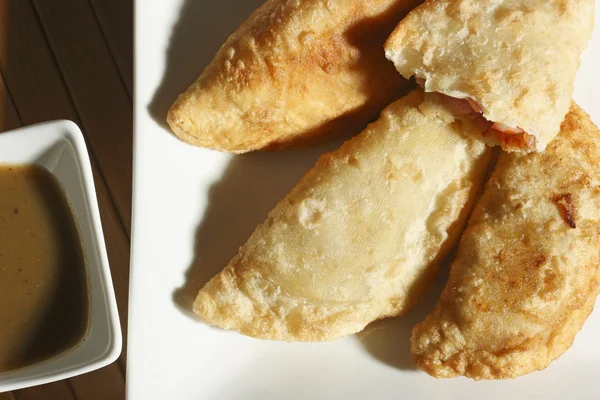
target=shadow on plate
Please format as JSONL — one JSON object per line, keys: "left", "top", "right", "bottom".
{"left": 355, "top": 258, "right": 451, "bottom": 370}
{"left": 147, "top": 0, "right": 265, "bottom": 130}
{"left": 172, "top": 141, "right": 343, "bottom": 318}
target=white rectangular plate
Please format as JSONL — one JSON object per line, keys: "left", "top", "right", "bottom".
{"left": 130, "top": 1, "right": 600, "bottom": 399}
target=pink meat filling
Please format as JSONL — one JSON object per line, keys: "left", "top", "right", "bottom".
{"left": 439, "top": 94, "right": 534, "bottom": 150}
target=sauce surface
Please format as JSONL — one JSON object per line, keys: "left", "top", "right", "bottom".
{"left": 0, "top": 164, "right": 88, "bottom": 373}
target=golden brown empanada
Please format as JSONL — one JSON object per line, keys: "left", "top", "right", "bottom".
{"left": 193, "top": 90, "right": 493, "bottom": 341}
{"left": 167, "top": 0, "right": 423, "bottom": 153}
{"left": 385, "top": 0, "right": 594, "bottom": 152}
{"left": 411, "top": 103, "right": 600, "bottom": 379}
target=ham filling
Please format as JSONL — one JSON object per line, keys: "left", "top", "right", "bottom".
{"left": 439, "top": 94, "right": 535, "bottom": 150}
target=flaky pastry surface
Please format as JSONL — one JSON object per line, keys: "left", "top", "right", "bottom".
{"left": 385, "top": 0, "right": 594, "bottom": 152}
{"left": 194, "top": 91, "right": 492, "bottom": 341}
{"left": 168, "top": 0, "right": 423, "bottom": 153}
{"left": 412, "top": 104, "right": 600, "bottom": 379}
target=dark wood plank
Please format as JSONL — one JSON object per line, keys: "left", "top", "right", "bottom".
{"left": 13, "top": 382, "right": 75, "bottom": 400}
{"left": 0, "top": 0, "right": 78, "bottom": 123}
{"left": 32, "top": 0, "right": 133, "bottom": 233}
{"left": 0, "top": 72, "right": 21, "bottom": 132}
{"left": 0, "top": 390, "right": 16, "bottom": 400}
{"left": 68, "top": 366, "right": 125, "bottom": 400}
{"left": 93, "top": 176, "right": 131, "bottom": 363}
{"left": 89, "top": 0, "right": 133, "bottom": 96}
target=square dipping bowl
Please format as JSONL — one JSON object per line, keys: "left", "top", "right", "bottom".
{"left": 0, "top": 120, "right": 122, "bottom": 392}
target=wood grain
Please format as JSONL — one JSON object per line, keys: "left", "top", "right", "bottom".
{"left": 0, "top": 0, "right": 78, "bottom": 123}
{"left": 67, "top": 366, "right": 126, "bottom": 400}
{"left": 0, "top": 390, "right": 16, "bottom": 400}
{"left": 0, "top": 72, "right": 20, "bottom": 131}
{"left": 89, "top": 0, "right": 133, "bottom": 96}
{"left": 13, "top": 382, "right": 75, "bottom": 400}
{"left": 32, "top": 0, "right": 133, "bottom": 232}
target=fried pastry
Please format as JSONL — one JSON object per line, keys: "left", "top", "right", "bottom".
{"left": 167, "top": 0, "right": 423, "bottom": 153}
{"left": 193, "top": 90, "right": 493, "bottom": 341}
{"left": 411, "top": 104, "right": 600, "bottom": 379}
{"left": 385, "top": 0, "right": 594, "bottom": 152}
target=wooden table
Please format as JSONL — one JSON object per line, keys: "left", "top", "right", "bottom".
{"left": 0, "top": 1, "right": 132, "bottom": 399}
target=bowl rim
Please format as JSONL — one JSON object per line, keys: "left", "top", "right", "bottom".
{"left": 0, "top": 120, "right": 122, "bottom": 393}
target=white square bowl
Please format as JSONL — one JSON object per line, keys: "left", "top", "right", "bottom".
{"left": 0, "top": 120, "right": 122, "bottom": 393}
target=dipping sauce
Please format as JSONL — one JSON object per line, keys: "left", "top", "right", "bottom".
{"left": 0, "top": 164, "right": 88, "bottom": 373}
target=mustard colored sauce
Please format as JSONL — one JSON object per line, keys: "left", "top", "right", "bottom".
{"left": 0, "top": 164, "right": 88, "bottom": 373}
